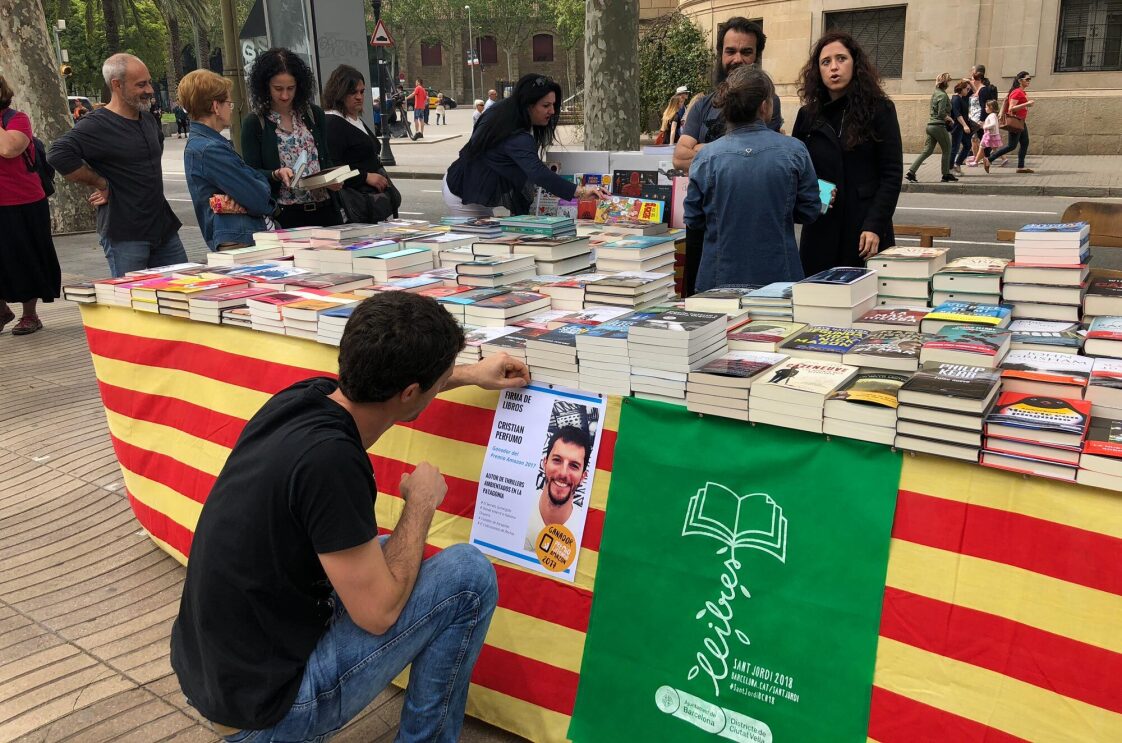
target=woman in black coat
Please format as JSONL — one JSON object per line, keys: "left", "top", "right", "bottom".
{"left": 792, "top": 31, "right": 902, "bottom": 275}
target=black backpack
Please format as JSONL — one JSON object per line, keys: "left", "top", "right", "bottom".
{"left": 2, "top": 108, "right": 56, "bottom": 197}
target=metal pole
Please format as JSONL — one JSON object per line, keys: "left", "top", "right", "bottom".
{"left": 219, "top": 0, "right": 245, "bottom": 153}
{"left": 465, "top": 5, "right": 475, "bottom": 103}
{"left": 372, "top": 0, "right": 396, "bottom": 166}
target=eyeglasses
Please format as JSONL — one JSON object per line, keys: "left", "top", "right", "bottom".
{"left": 216, "top": 99, "right": 234, "bottom": 108}
{"left": 532, "top": 76, "right": 553, "bottom": 87}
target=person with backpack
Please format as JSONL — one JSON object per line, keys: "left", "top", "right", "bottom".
{"left": 48, "top": 53, "right": 186, "bottom": 277}
{"left": 0, "top": 75, "right": 61, "bottom": 336}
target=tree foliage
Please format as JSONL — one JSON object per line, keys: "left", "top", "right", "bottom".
{"left": 638, "top": 12, "right": 713, "bottom": 133}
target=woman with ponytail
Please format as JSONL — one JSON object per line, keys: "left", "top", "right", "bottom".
{"left": 683, "top": 65, "right": 821, "bottom": 291}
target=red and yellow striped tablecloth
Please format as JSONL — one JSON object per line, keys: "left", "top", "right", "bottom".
{"left": 79, "top": 304, "right": 616, "bottom": 742}
{"left": 79, "top": 304, "right": 1122, "bottom": 742}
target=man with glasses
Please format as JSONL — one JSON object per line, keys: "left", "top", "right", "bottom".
{"left": 48, "top": 53, "right": 185, "bottom": 277}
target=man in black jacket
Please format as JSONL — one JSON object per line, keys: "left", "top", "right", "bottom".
{"left": 48, "top": 53, "right": 184, "bottom": 277}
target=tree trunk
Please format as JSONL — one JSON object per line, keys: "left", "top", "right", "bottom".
{"left": 101, "top": 0, "right": 119, "bottom": 53}
{"left": 0, "top": 0, "right": 97, "bottom": 234}
{"left": 197, "top": 25, "right": 211, "bottom": 71}
{"left": 584, "top": 0, "right": 638, "bottom": 150}
{"left": 166, "top": 11, "right": 182, "bottom": 95}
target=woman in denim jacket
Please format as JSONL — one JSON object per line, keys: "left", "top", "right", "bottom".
{"left": 179, "top": 70, "right": 275, "bottom": 250}
{"left": 684, "top": 66, "right": 821, "bottom": 293}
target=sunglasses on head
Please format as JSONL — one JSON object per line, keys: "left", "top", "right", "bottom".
{"left": 532, "top": 76, "right": 553, "bottom": 87}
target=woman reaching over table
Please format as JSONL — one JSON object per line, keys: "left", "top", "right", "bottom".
{"left": 792, "top": 31, "right": 902, "bottom": 274}
{"left": 443, "top": 74, "right": 608, "bottom": 217}
{"left": 241, "top": 48, "right": 342, "bottom": 229}
{"left": 179, "top": 69, "right": 276, "bottom": 251}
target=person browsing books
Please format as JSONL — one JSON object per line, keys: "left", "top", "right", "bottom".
{"left": 179, "top": 70, "right": 276, "bottom": 251}
{"left": 523, "top": 426, "right": 591, "bottom": 551}
{"left": 443, "top": 74, "right": 608, "bottom": 217}
{"left": 47, "top": 53, "right": 186, "bottom": 277}
{"left": 322, "top": 64, "right": 402, "bottom": 224}
{"left": 241, "top": 48, "right": 343, "bottom": 229}
{"left": 791, "top": 32, "right": 903, "bottom": 274}
{"left": 171, "top": 291, "right": 531, "bottom": 742}
{"left": 683, "top": 66, "right": 821, "bottom": 292}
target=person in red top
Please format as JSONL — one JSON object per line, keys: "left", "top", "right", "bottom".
{"left": 411, "top": 78, "right": 427, "bottom": 140}
{"left": 0, "top": 75, "right": 60, "bottom": 336}
{"left": 988, "top": 70, "right": 1034, "bottom": 173}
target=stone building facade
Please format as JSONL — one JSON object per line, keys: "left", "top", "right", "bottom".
{"left": 661, "top": 0, "right": 1122, "bottom": 154}
{"left": 394, "top": 24, "right": 583, "bottom": 106}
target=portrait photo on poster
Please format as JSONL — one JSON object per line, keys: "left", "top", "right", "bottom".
{"left": 470, "top": 384, "right": 605, "bottom": 582}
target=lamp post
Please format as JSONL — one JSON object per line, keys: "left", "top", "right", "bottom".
{"left": 464, "top": 5, "right": 475, "bottom": 103}
{"left": 371, "top": 0, "right": 396, "bottom": 166}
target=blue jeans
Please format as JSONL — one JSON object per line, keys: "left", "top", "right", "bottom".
{"left": 951, "top": 128, "right": 975, "bottom": 166}
{"left": 990, "top": 123, "right": 1030, "bottom": 168}
{"left": 223, "top": 543, "right": 497, "bottom": 743}
{"left": 98, "top": 232, "right": 188, "bottom": 278}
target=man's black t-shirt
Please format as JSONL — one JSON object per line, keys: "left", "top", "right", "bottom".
{"left": 170, "top": 377, "right": 378, "bottom": 729}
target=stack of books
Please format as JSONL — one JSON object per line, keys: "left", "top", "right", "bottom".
{"left": 1001, "top": 223, "right": 1090, "bottom": 322}
{"left": 454, "top": 254, "right": 537, "bottom": 288}
{"left": 895, "top": 363, "right": 1002, "bottom": 461}
{"left": 853, "top": 306, "right": 928, "bottom": 332}
{"left": 246, "top": 291, "right": 325, "bottom": 334}
{"left": 252, "top": 226, "right": 321, "bottom": 253}
{"left": 186, "top": 286, "right": 276, "bottom": 324}
{"left": 62, "top": 283, "right": 96, "bottom": 303}
{"left": 206, "top": 244, "right": 285, "bottom": 266}
{"left": 998, "top": 350, "right": 1093, "bottom": 398}
{"left": 778, "top": 326, "right": 869, "bottom": 362}
{"left": 316, "top": 305, "right": 355, "bottom": 346}
{"left": 525, "top": 324, "right": 585, "bottom": 386}
{"left": 458, "top": 326, "right": 521, "bottom": 365}
{"left": 741, "top": 282, "right": 795, "bottom": 320}
{"left": 842, "top": 330, "right": 929, "bottom": 372}
{"left": 748, "top": 359, "right": 860, "bottom": 434}
{"left": 436, "top": 288, "right": 509, "bottom": 323}
{"left": 575, "top": 310, "right": 668, "bottom": 396}
{"left": 352, "top": 248, "right": 434, "bottom": 281}
{"left": 280, "top": 295, "right": 361, "bottom": 340}
{"left": 823, "top": 370, "right": 910, "bottom": 445}
{"left": 930, "top": 256, "right": 1008, "bottom": 306}
{"left": 284, "top": 273, "right": 373, "bottom": 294}
{"left": 1078, "top": 416, "right": 1122, "bottom": 490}
{"left": 480, "top": 326, "right": 550, "bottom": 363}
{"left": 462, "top": 291, "right": 552, "bottom": 327}
{"left": 302, "top": 240, "right": 400, "bottom": 273}
{"left": 726, "top": 319, "right": 805, "bottom": 352}
{"left": 1086, "top": 358, "right": 1122, "bottom": 418}
{"left": 94, "top": 275, "right": 158, "bottom": 307}
{"left": 686, "top": 351, "right": 787, "bottom": 422}
{"left": 600, "top": 220, "right": 670, "bottom": 237}
{"left": 919, "top": 325, "right": 1012, "bottom": 369}
{"left": 308, "top": 223, "right": 385, "bottom": 247}
{"left": 594, "top": 234, "right": 677, "bottom": 274}
{"left": 920, "top": 301, "right": 1012, "bottom": 334}
{"left": 441, "top": 216, "right": 503, "bottom": 238}
{"left": 584, "top": 272, "right": 674, "bottom": 309}
{"left": 499, "top": 215, "right": 576, "bottom": 239}
{"left": 486, "top": 236, "right": 594, "bottom": 276}
{"left": 867, "top": 246, "right": 947, "bottom": 308}
{"left": 627, "top": 310, "right": 727, "bottom": 405}
{"left": 537, "top": 273, "right": 610, "bottom": 310}
{"left": 1007, "top": 319, "right": 1083, "bottom": 354}
{"left": 220, "top": 307, "right": 253, "bottom": 327}
{"left": 684, "top": 286, "right": 757, "bottom": 316}
{"left": 1085, "top": 317, "right": 1122, "bottom": 358}
{"left": 791, "top": 268, "right": 878, "bottom": 326}
{"left": 1083, "top": 273, "right": 1122, "bottom": 321}
{"left": 981, "top": 392, "right": 1091, "bottom": 481}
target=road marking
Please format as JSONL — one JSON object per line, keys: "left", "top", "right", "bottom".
{"left": 421, "top": 189, "right": 442, "bottom": 193}
{"left": 895, "top": 206, "right": 1057, "bottom": 215}
{"left": 398, "top": 211, "right": 425, "bottom": 215}
{"left": 896, "top": 237, "right": 1008, "bottom": 248}
{"left": 167, "top": 198, "right": 193, "bottom": 202}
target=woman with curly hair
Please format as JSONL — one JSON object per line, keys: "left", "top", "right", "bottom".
{"left": 241, "top": 48, "right": 342, "bottom": 228}
{"left": 792, "top": 31, "right": 902, "bottom": 274}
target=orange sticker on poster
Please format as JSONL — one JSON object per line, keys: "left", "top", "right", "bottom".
{"left": 534, "top": 523, "right": 577, "bottom": 572}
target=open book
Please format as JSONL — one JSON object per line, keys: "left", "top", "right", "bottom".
{"left": 297, "top": 164, "right": 359, "bottom": 190}
{"left": 682, "top": 482, "right": 788, "bottom": 562}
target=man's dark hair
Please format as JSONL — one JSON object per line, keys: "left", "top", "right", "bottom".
{"left": 337, "top": 293, "right": 465, "bottom": 403}
{"left": 974, "top": 64, "right": 987, "bottom": 78}
{"left": 416, "top": 78, "right": 423, "bottom": 86}
{"left": 714, "top": 17, "right": 766, "bottom": 84}
{"left": 322, "top": 64, "right": 365, "bottom": 114}
{"left": 247, "top": 48, "right": 318, "bottom": 117}
{"left": 713, "top": 65, "right": 775, "bottom": 126}
{"left": 545, "top": 425, "right": 592, "bottom": 473}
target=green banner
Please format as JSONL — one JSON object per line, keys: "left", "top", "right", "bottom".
{"left": 569, "top": 399, "right": 901, "bottom": 742}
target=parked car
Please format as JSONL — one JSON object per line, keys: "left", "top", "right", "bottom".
{"left": 427, "top": 89, "right": 457, "bottom": 109}
{"left": 68, "top": 96, "right": 93, "bottom": 114}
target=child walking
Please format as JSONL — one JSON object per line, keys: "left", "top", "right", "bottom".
{"left": 980, "top": 99, "right": 1002, "bottom": 173}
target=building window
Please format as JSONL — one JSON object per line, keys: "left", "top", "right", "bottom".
{"left": 478, "top": 35, "right": 498, "bottom": 65}
{"left": 533, "top": 33, "right": 554, "bottom": 62}
{"left": 1056, "top": 0, "right": 1122, "bottom": 72}
{"left": 824, "top": 6, "right": 906, "bottom": 79}
{"left": 420, "top": 42, "right": 442, "bottom": 67}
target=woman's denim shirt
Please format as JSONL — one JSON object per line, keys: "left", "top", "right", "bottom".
{"left": 184, "top": 122, "right": 275, "bottom": 251}
{"left": 684, "top": 122, "right": 821, "bottom": 292}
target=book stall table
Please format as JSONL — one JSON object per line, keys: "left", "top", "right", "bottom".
{"left": 80, "top": 304, "right": 1122, "bottom": 742}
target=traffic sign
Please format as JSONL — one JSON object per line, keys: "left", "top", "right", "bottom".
{"left": 370, "top": 19, "right": 394, "bottom": 47}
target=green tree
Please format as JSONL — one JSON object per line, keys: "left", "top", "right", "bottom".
{"left": 638, "top": 12, "right": 713, "bottom": 134}
{"left": 550, "top": 0, "right": 583, "bottom": 95}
